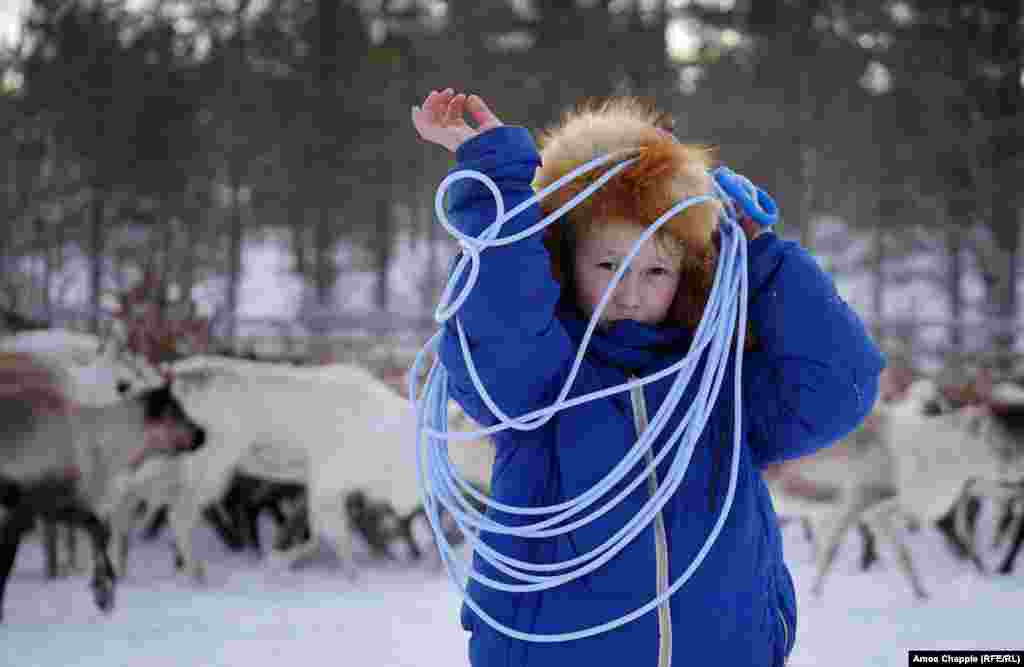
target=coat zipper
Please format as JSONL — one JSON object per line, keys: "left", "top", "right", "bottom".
{"left": 629, "top": 376, "right": 672, "bottom": 667}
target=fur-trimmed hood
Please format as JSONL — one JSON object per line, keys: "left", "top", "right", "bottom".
{"left": 533, "top": 98, "right": 722, "bottom": 331}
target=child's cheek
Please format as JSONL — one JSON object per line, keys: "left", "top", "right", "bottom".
{"left": 661, "top": 276, "right": 681, "bottom": 303}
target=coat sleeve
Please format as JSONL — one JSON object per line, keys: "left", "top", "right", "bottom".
{"left": 741, "top": 232, "right": 886, "bottom": 467}
{"left": 436, "top": 126, "right": 575, "bottom": 428}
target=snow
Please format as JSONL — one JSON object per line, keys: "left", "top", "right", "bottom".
{"left": 4, "top": 508, "right": 1022, "bottom": 666}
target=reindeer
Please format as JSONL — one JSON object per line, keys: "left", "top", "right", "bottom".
{"left": 794, "top": 378, "right": 1024, "bottom": 600}
{"left": 108, "top": 355, "right": 493, "bottom": 582}
{"left": 0, "top": 327, "right": 168, "bottom": 576}
{"left": 767, "top": 373, "right": 1024, "bottom": 599}
{"left": 0, "top": 351, "right": 205, "bottom": 620}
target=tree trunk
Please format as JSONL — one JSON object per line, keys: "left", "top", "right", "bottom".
{"left": 225, "top": 172, "right": 243, "bottom": 349}
{"left": 292, "top": 207, "right": 308, "bottom": 279}
{"left": 798, "top": 144, "right": 817, "bottom": 250}
{"left": 161, "top": 199, "right": 174, "bottom": 288}
{"left": 871, "top": 220, "right": 885, "bottom": 342}
{"left": 180, "top": 203, "right": 196, "bottom": 309}
{"left": 373, "top": 190, "right": 393, "bottom": 313}
{"left": 945, "top": 223, "right": 964, "bottom": 362}
{"left": 313, "top": 202, "right": 333, "bottom": 333}
{"left": 989, "top": 199, "right": 1020, "bottom": 370}
{"left": 420, "top": 187, "right": 440, "bottom": 314}
{"left": 221, "top": 0, "right": 252, "bottom": 351}
{"left": 88, "top": 187, "right": 105, "bottom": 334}
{"left": 987, "top": 0, "right": 1022, "bottom": 372}
{"left": 37, "top": 215, "right": 54, "bottom": 324}
{"left": 0, "top": 151, "right": 14, "bottom": 304}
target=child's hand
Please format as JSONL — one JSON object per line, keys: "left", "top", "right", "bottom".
{"left": 412, "top": 88, "right": 503, "bottom": 153}
{"left": 736, "top": 212, "right": 764, "bottom": 242}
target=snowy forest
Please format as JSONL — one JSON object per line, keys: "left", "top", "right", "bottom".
{"left": 0, "top": 0, "right": 1021, "bottom": 371}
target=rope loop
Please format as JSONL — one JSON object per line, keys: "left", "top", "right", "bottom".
{"left": 408, "top": 147, "right": 771, "bottom": 642}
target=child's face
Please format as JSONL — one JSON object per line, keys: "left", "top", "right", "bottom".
{"left": 572, "top": 221, "right": 682, "bottom": 329}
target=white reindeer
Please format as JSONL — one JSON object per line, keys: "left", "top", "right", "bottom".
{"left": 151, "top": 355, "right": 492, "bottom": 582}
{"left": 768, "top": 378, "right": 1024, "bottom": 599}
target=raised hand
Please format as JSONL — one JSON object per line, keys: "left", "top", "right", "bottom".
{"left": 411, "top": 88, "right": 503, "bottom": 153}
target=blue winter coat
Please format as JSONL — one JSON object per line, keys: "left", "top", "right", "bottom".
{"left": 438, "top": 126, "right": 885, "bottom": 667}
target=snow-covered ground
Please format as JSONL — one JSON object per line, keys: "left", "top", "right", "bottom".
{"left": 3, "top": 508, "right": 1023, "bottom": 667}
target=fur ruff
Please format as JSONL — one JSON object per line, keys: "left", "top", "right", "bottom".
{"left": 533, "top": 98, "right": 722, "bottom": 333}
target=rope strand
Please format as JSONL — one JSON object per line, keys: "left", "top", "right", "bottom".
{"left": 407, "top": 150, "right": 767, "bottom": 642}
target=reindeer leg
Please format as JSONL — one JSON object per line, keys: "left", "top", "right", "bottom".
{"left": 203, "top": 503, "right": 244, "bottom": 551}
{"left": 858, "top": 522, "right": 879, "bottom": 571}
{"left": 936, "top": 509, "right": 968, "bottom": 560}
{"left": 399, "top": 507, "right": 426, "bottom": 561}
{"left": 170, "top": 445, "right": 239, "bottom": 584}
{"left": 242, "top": 500, "right": 263, "bottom": 553}
{"left": 106, "top": 491, "right": 139, "bottom": 579}
{"left": 953, "top": 492, "right": 985, "bottom": 573}
{"left": 306, "top": 487, "right": 358, "bottom": 580}
{"left": 266, "top": 491, "right": 312, "bottom": 563}
{"left": 64, "top": 522, "right": 81, "bottom": 575}
{"left": 992, "top": 500, "right": 1014, "bottom": 549}
{"left": 801, "top": 517, "right": 815, "bottom": 557}
{"left": 167, "top": 464, "right": 216, "bottom": 584}
{"left": 0, "top": 505, "right": 36, "bottom": 622}
{"left": 169, "top": 499, "right": 205, "bottom": 583}
{"left": 142, "top": 506, "right": 168, "bottom": 540}
{"left": 43, "top": 518, "right": 59, "bottom": 579}
{"left": 56, "top": 504, "right": 116, "bottom": 614}
{"left": 863, "top": 500, "right": 929, "bottom": 600}
{"left": 811, "top": 504, "right": 861, "bottom": 598}
{"left": 82, "top": 515, "right": 116, "bottom": 614}
{"left": 276, "top": 497, "right": 309, "bottom": 552}
{"left": 996, "top": 505, "right": 1024, "bottom": 575}
{"left": 117, "top": 532, "right": 129, "bottom": 580}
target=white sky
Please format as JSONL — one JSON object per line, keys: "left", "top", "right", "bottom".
{"left": 0, "top": 0, "right": 28, "bottom": 49}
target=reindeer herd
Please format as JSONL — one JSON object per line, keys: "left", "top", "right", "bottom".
{"left": 0, "top": 327, "right": 493, "bottom": 622}
{"left": 2, "top": 322, "right": 1024, "bottom": 625}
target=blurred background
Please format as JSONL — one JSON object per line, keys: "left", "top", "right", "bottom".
{"left": 0, "top": 0, "right": 1021, "bottom": 376}
{"left": 0, "top": 5, "right": 1022, "bottom": 662}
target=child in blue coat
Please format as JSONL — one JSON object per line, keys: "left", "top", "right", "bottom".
{"left": 412, "top": 89, "right": 885, "bottom": 667}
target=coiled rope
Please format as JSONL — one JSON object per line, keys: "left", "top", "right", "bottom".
{"left": 408, "top": 146, "right": 777, "bottom": 643}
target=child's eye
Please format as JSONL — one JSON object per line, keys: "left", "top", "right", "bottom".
{"left": 648, "top": 267, "right": 670, "bottom": 277}
{"left": 597, "top": 261, "right": 617, "bottom": 271}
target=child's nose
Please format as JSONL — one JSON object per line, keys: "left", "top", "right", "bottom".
{"left": 614, "top": 271, "right": 643, "bottom": 309}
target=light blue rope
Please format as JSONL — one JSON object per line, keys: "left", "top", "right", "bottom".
{"left": 408, "top": 146, "right": 771, "bottom": 643}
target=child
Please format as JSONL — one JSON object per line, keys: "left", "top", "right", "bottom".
{"left": 412, "top": 89, "right": 885, "bottom": 667}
